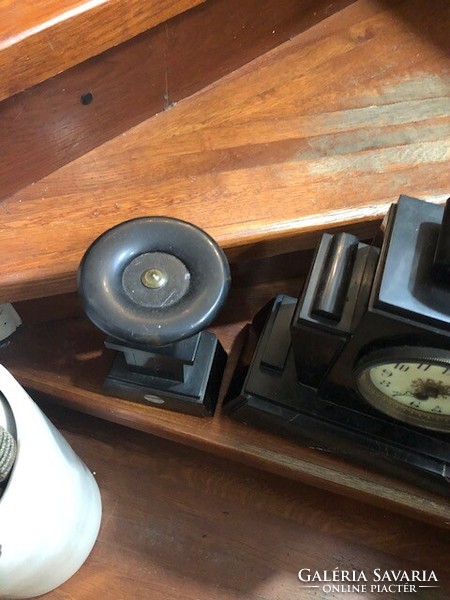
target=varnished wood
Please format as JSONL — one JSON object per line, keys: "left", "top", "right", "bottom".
{"left": 2, "top": 261, "right": 449, "bottom": 528}
{"left": 0, "top": 0, "right": 204, "bottom": 101}
{"left": 1, "top": 0, "right": 449, "bottom": 303}
{"left": 0, "top": 0, "right": 353, "bottom": 201}
{"left": 33, "top": 404, "right": 450, "bottom": 599}
{"left": 2, "top": 6, "right": 449, "bottom": 597}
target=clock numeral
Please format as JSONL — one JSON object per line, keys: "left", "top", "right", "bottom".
{"left": 441, "top": 367, "right": 449, "bottom": 375}
{"left": 409, "top": 400, "right": 421, "bottom": 408}
{"left": 416, "top": 363, "right": 431, "bottom": 371}
{"left": 379, "top": 380, "right": 391, "bottom": 388}
{"left": 431, "top": 406, "right": 443, "bottom": 413}
{"left": 395, "top": 363, "right": 410, "bottom": 372}
{"left": 381, "top": 369, "right": 393, "bottom": 377}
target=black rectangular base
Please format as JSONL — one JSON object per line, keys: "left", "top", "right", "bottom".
{"left": 224, "top": 296, "right": 450, "bottom": 496}
{"left": 104, "top": 331, "right": 226, "bottom": 417}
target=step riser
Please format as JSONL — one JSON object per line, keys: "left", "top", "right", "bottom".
{"left": 0, "top": 0, "right": 205, "bottom": 102}
{"left": 0, "top": 0, "right": 354, "bottom": 201}
{"left": 1, "top": 0, "right": 448, "bottom": 305}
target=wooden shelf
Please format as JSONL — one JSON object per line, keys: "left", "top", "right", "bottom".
{"left": 1, "top": 0, "right": 449, "bottom": 303}
{"left": 0, "top": 0, "right": 204, "bottom": 101}
{"left": 2, "top": 256, "right": 449, "bottom": 529}
{"left": 33, "top": 403, "right": 450, "bottom": 599}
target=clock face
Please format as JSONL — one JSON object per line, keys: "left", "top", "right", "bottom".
{"left": 355, "top": 347, "right": 450, "bottom": 432}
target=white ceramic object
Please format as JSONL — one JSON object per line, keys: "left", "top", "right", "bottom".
{"left": 0, "top": 365, "right": 102, "bottom": 598}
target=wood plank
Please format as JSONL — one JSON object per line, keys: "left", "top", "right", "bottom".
{"left": 32, "top": 404, "right": 450, "bottom": 598}
{"left": 0, "top": 0, "right": 204, "bottom": 101}
{"left": 1, "top": 0, "right": 449, "bottom": 303}
{"left": 0, "top": 0, "right": 354, "bottom": 201}
{"left": 2, "top": 263, "right": 449, "bottom": 528}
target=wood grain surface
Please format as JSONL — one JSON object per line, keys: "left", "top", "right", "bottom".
{"left": 31, "top": 402, "right": 450, "bottom": 599}
{"left": 0, "top": 0, "right": 352, "bottom": 201}
{"left": 1, "top": 0, "right": 449, "bottom": 303}
{"left": 2, "top": 259, "right": 449, "bottom": 528}
{"left": 0, "top": 0, "right": 204, "bottom": 101}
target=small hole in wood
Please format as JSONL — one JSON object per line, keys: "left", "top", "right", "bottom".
{"left": 80, "top": 92, "right": 94, "bottom": 106}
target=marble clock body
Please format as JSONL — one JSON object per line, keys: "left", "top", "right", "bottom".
{"left": 293, "top": 196, "right": 450, "bottom": 432}
{"left": 225, "top": 196, "right": 450, "bottom": 494}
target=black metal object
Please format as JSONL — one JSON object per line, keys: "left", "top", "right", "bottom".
{"left": 78, "top": 217, "right": 230, "bottom": 416}
{"left": 311, "top": 232, "right": 359, "bottom": 321}
{"left": 433, "top": 197, "right": 450, "bottom": 283}
{"left": 225, "top": 196, "right": 450, "bottom": 494}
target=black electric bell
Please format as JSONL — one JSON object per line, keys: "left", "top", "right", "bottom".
{"left": 78, "top": 217, "right": 231, "bottom": 416}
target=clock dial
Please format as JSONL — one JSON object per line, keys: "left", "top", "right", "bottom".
{"left": 355, "top": 347, "right": 450, "bottom": 432}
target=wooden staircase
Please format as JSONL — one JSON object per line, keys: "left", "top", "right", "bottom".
{"left": 1, "top": 0, "right": 351, "bottom": 207}
{"left": 1, "top": 0, "right": 449, "bottom": 524}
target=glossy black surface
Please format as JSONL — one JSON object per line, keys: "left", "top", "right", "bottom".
{"left": 433, "top": 198, "right": 450, "bottom": 282}
{"left": 375, "top": 196, "right": 450, "bottom": 330}
{"left": 311, "top": 232, "right": 358, "bottom": 321}
{"left": 78, "top": 217, "right": 231, "bottom": 346}
{"left": 225, "top": 296, "right": 450, "bottom": 496}
{"left": 104, "top": 331, "right": 226, "bottom": 417}
{"left": 226, "top": 196, "right": 450, "bottom": 493}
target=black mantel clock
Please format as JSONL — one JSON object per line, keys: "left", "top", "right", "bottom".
{"left": 225, "top": 196, "right": 450, "bottom": 495}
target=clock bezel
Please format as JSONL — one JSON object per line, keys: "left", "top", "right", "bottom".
{"left": 354, "top": 346, "right": 450, "bottom": 433}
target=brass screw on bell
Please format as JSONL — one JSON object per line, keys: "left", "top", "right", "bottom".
{"left": 141, "top": 268, "right": 168, "bottom": 289}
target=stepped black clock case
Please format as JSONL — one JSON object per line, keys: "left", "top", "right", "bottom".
{"left": 225, "top": 196, "right": 450, "bottom": 495}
